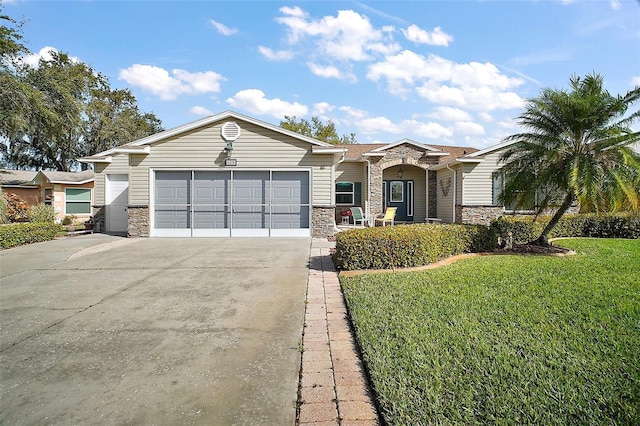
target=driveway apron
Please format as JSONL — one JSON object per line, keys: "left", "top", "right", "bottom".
{"left": 0, "top": 236, "right": 310, "bottom": 425}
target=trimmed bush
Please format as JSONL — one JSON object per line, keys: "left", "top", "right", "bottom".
{"left": 27, "top": 203, "right": 56, "bottom": 223}
{"left": 333, "top": 224, "right": 492, "bottom": 271}
{"left": 0, "top": 222, "right": 63, "bottom": 249}
{"left": 491, "top": 213, "right": 640, "bottom": 244}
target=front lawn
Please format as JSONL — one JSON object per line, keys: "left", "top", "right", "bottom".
{"left": 340, "top": 238, "right": 640, "bottom": 424}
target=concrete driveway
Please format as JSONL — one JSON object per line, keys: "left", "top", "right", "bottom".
{"left": 0, "top": 234, "right": 310, "bottom": 425}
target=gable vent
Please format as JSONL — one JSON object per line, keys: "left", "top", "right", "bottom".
{"left": 221, "top": 121, "right": 241, "bottom": 141}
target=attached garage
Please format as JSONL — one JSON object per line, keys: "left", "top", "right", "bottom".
{"left": 153, "top": 170, "right": 310, "bottom": 237}
{"left": 80, "top": 110, "right": 340, "bottom": 238}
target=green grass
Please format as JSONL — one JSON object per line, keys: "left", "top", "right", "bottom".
{"left": 340, "top": 239, "right": 640, "bottom": 425}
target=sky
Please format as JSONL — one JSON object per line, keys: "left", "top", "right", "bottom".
{"left": 4, "top": 0, "right": 640, "bottom": 149}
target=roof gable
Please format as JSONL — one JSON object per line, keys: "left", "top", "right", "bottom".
{"left": 0, "top": 169, "right": 38, "bottom": 186}
{"left": 85, "top": 110, "right": 333, "bottom": 159}
{"left": 370, "top": 138, "right": 447, "bottom": 154}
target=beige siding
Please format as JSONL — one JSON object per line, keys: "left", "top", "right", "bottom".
{"left": 436, "top": 167, "right": 456, "bottom": 223}
{"left": 462, "top": 151, "right": 503, "bottom": 205}
{"left": 127, "top": 119, "right": 333, "bottom": 205}
{"left": 335, "top": 162, "right": 366, "bottom": 207}
{"left": 93, "top": 155, "right": 129, "bottom": 205}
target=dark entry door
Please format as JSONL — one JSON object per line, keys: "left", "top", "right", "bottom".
{"left": 383, "top": 180, "right": 414, "bottom": 221}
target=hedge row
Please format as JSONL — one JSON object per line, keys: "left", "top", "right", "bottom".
{"left": 491, "top": 213, "right": 640, "bottom": 244}
{"left": 333, "top": 224, "right": 493, "bottom": 271}
{"left": 0, "top": 222, "right": 64, "bottom": 249}
{"left": 333, "top": 213, "right": 640, "bottom": 271}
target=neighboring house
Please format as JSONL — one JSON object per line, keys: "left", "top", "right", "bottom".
{"left": 79, "top": 110, "right": 538, "bottom": 238}
{"left": 0, "top": 169, "right": 94, "bottom": 223}
{"left": 0, "top": 169, "right": 40, "bottom": 206}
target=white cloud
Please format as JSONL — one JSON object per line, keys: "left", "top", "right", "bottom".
{"left": 312, "top": 102, "right": 335, "bottom": 116}
{"left": 190, "top": 106, "right": 213, "bottom": 116}
{"left": 368, "top": 51, "right": 524, "bottom": 110}
{"left": 21, "top": 46, "right": 79, "bottom": 67}
{"left": 631, "top": 76, "right": 640, "bottom": 86}
{"left": 226, "top": 89, "right": 308, "bottom": 118}
{"left": 402, "top": 24, "right": 453, "bottom": 47}
{"left": 118, "top": 65, "right": 225, "bottom": 100}
{"left": 307, "top": 62, "right": 344, "bottom": 79}
{"left": 258, "top": 46, "right": 294, "bottom": 61}
{"left": 209, "top": 19, "right": 238, "bottom": 36}
{"left": 338, "top": 106, "right": 453, "bottom": 139}
{"left": 479, "top": 112, "right": 493, "bottom": 122}
{"left": 275, "top": 7, "right": 399, "bottom": 62}
{"left": 427, "top": 106, "right": 472, "bottom": 122}
{"left": 610, "top": 0, "right": 621, "bottom": 10}
{"left": 454, "top": 121, "right": 485, "bottom": 136}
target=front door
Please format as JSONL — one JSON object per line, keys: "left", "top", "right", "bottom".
{"left": 106, "top": 174, "right": 129, "bottom": 234}
{"left": 383, "top": 180, "right": 414, "bottom": 222}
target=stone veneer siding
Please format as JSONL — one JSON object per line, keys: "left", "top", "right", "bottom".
{"left": 428, "top": 170, "right": 437, "bottom": 218}
{"left": 369, "top": 144, "right": 440, "bottom": 217}
{"left": 127, "top": 205, "right": 149, "bottom": 237}
{"left": 313, "top": 206, "right": 336, "bottom": 238}
{"left": 458, "top": 205, "right": 505, "bottom": 226}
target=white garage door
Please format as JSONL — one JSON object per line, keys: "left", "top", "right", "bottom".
{"left": 153, "top": 170, "right": 310, "bottom": 237}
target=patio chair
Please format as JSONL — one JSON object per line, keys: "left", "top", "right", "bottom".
{"left": 350, "top": 207, "right": 372, "bottom": 227}
{"left": 375, "top": 207, "right": 397, "bottom": 226}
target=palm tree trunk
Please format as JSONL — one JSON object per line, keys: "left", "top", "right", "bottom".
{"left": 532, "top": 193, "right": 575, "bottom": 246}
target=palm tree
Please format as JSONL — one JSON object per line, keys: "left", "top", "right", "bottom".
{"left": 499, "top": 73, "right": 640, "bottom": 246}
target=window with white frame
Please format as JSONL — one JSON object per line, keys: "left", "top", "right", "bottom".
{"left": 65, "top": 188, "right": 91, "bottom": 214}
{"left": 335, "top": 181, "right": 362, "bottom": 206}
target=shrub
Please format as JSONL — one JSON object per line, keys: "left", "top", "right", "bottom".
{"left": 0, "top": 222, "right": 63, "bottom": 249}
{"left": 62, "top": 215, "right": 76, "bottom": 225}
{"left": 333, "top": 224, "right": 492, "bottom": 271}
{"left": 490, "top": 213, "right": 640, "bottom": 244}
{"left": 27, "top": 203, "right": 56, "bottom": 223}
{"left": 4, "top": 192, "right": 29, "bottom": 222}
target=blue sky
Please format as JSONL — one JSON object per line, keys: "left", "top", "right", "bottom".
{"left": 5, "top": 0, "right": 640, "bottom": 149}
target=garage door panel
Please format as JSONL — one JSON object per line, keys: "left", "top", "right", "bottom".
{"left": 271, "top": 205, "right": 309, "bottom": 229}
{"left": 155, "top": 172, "right": 191, "bottom": 204}
{"left": 272, "top": 171, "right": 309, "bottom": 204}
{"left": 155, "top": 207, "right": 190, "bottom": 229}
{"left": 193, "top": 205, "right": 229, "bottom": 229}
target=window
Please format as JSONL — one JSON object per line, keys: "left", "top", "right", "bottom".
{"left": 44, "top": 188, "right": 53, "bottom": 206}
{"left": 65, "top": 188, "right": 91, "bottom": 214}
{"left": 335, "top": 182, "right": 361, "bottom": 206}
{"left": 492, "top": 171, "right": 534, "bottom": 212}
{"left": 390, "top": 181, "right": 403, "bottom": 202}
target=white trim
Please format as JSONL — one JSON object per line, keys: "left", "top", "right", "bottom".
{"left": 193, "top": 229, "right": 231, "bottom": 237}
{"left": 370, "top": 138, "right": 445, "bottom": 153}
{"left": 466, "top": 140, "right": 517, "bottom": 157}
{"left": 270, "top": 228, "right": 310, "bottom": 237}
{"left": 153, "top": 228, "right": 192, "bottom": 237}
{"left": 312, "top": 147, "right": 347, "bottom": 154}
{"left": 361, "top": 152, "right": 387, "bottom": 157}
{"left": 112, "top": 146, "right": 151, "bottom": 154}
{"left": 457, "top": 158, "right": 485, "bottom": 163}
{"left": 78, "top": 156, "right": 112, "bottom": 163}
{"left": 232, "top": 229, "right": 270, "bottom": 237}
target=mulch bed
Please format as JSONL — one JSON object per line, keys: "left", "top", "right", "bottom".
{"left": 495, "top": 243, "right": 573, "bottom": 255}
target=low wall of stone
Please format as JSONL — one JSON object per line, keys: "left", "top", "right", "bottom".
{"left": 459, "top": 205, "right": 505, "bottom": 226}
{"left": 313, "top": 205, "right": 336, "bottom": 238}
{"left": 128, "top": 205, "right": 149, "bottom": 237}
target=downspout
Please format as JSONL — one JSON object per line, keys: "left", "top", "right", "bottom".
{"left": 333, "top": 149, "right": 347, "bottom": 233}
{"left": 446, "top": 164, "right": 457, "bottom": 223}
{"left": 364, "top": 158, "right": 371, "bottom": 219}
